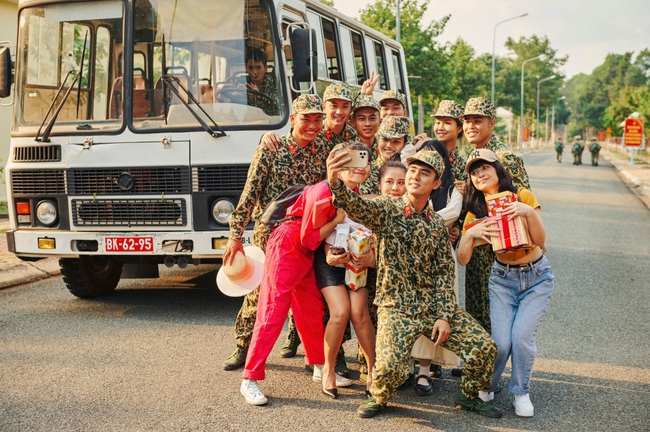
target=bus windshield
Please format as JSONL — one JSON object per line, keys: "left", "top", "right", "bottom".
{"left": 14, "top": 1, "right": 124, "bottom": 136}
{"left": 14, "top": 0, "right": 286, "bottom": 137}
{"left": 132, "top": 0, "right": 286, "bottom": 131}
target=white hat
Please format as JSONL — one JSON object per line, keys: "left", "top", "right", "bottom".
{"left": 217, "top": 246, "right": 265, "bottom": 297}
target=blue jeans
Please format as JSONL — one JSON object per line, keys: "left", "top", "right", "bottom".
{"left": 488, "top": 255, "right": 554, "bottom": 395}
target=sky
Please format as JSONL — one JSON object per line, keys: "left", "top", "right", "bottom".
{"left": 333, "top": 0, "right": 650, "bottom": 79}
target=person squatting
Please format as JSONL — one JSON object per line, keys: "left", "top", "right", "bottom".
{"left": 220, "top": 80, "right": 554, "bottom": 420}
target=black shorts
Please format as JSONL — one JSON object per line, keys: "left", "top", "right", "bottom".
{"left": 314, "top": 243, "right": 346, "bottom": 289}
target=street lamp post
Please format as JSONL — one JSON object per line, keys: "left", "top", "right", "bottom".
{"left": 520, "top": 54, "right": 544, "bottom": 149}
{"left": 491, "top": 13, "right": 528, "bottom": 105}
{"left": 551, "top": 95, "right": 566, "bottom": 143}
{"left": 536, "top": 74, "right": 556, "bottom": 147}
{"left": 396, "top": 0, "right": 401, "bottom": 43}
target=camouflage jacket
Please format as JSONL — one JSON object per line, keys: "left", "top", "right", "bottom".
{"left": 247, "top": 74, "right": 281, "bottom": 116}
{"left": 484, "top": 135, "right": 530, "bottom": 190}
{"left": 229, "top": 132, "right": 329, "bottom": 247}
{"left": 331, "top": 184, "right": 457, "bottom": 321}
{"left": 320, "top": 123, "right": 358, "bottom": 150}
{"left": 358, "top": 156, "right": 383, "bottom": 195}
{"left": 449, "top": 147, "right": 468, "bottom": 182}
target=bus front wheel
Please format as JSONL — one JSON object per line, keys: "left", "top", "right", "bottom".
{"left": 59, "top": 256, "right": 123, "bottom": 298}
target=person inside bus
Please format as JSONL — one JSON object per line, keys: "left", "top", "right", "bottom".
{"left": 219, "top": 48, "right": 280, "bottom": 115}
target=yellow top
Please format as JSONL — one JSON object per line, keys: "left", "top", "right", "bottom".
{"left": 463, "top": 188, "right": 541, "bottom": 261}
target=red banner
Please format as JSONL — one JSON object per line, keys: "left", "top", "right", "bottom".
{"left": 598, "top": 130, "right": 606, "bottom": 141}
{"left": 523, "top": 127, "right": 531, "bottom": 142}
{"left": 623, "top": 118, "right": 644, "bottom": 147}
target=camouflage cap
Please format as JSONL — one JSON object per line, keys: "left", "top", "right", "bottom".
{"left": 377, "top": 115, "right": 410, "bottom": 139}
{"left": 431, "top": 100, "right": 465, "bottom": 121}
{"left": 460, "top": 97, "right": 496, "bottom": 120}
{"left": 406, "top": 150, "right": 445, "bottom": 178}
{"left": 573, "top": 135, "right": 582, "bottom": 140}
{"left": 353, "top": 95, "right": 381, "bottom": 113}
{"left": 292, "top": 94, "right": 324, "bottom": 115}
{"left": 590, "top": 137, "right": 598, "bottom": 141}
{"left": 379, "top": 89, "right": 407, "bottom": 108}
{"left": 465, "top": 148, "right": 499, "bottom": 173}
{"left": 323, "top": 82, "right": 353, "bottom": 102}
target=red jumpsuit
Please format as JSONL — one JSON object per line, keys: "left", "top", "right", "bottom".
{"left": 242, "top": 181, "right": 336, "bottom": 380}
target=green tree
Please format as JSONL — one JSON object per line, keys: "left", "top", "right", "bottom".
{"left": 359, "top": 0, "right": 449, "bottom": 131}
{"left": 443, "top": 38, "right": 491, "bottom": 103}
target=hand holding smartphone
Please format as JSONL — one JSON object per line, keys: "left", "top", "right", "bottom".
{"left": 335, "top": 149, "right": 369, "bottom": 168}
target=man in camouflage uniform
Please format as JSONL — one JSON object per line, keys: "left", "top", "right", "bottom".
{"left": 571, "top": 136, "right": 582, "bottom": 165}
{"left": 432, "top": 100, "right": 468, "bottom": 184}
{"left": 350, "top": 95, "right": 381, "bottom": 152}
{"left": 327, "top": 149, "right": 501, "bottom": 419}
{"left": 221, "top": 94, "right": 330, "bottom": 371}
{"left": 239, "top": 48, "right": 281, "bottom": 116}
{"left": 589, "top": 137, "right": 601, "bottom": 166}
{"left": 461, "top": 97, "right": 530, "bottom": 334}
{"left": 357, "top": 115, "right": 411, "bottom": 195}
{"left": 555, "top": 137, "right": 564, "bottom": 163}
{"left": 578, "top": 138, "right": 586, "bottom": 165}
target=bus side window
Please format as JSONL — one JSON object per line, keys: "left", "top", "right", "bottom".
{"left": 372, "top": 41, "right": 387, "bottom": 90}
{"left": 391, "top": 49, "right": 405, "bottom": 93}
{"left": 320, "top": 17, "right": 340, "bottom": 81}
{"left": 340, "top": 26, "right": 366, "bottom": 87}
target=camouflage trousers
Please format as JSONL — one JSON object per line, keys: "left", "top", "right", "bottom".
{"left": 465, "top": 246, "right": 495, "bottom": 334}
{"left": 556, "top": 151, "right": 562, "bottom": 163}
{"left": 370, "top": 305, "right": 496, "bottom": 406}
{"left": 591, "top": 152, "right": 599, "bottom": 166}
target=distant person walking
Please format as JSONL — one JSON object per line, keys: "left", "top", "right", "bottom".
{"left": 555, "top": 137, "right": 564, "bottom": 163}
{"left": 589, "top": 138, "right": 601, "bottom": 166}
{"left": 571, "top": 136, "right": 582, "bottom": 165}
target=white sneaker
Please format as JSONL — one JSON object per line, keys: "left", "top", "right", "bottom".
{"left": 312, "top": 365, "right": 353, "bottom": 387}
{"left": 478, "top": 390, "right": 494, "bottom": 402}
{"left": 240, "top": 379, "right": 268, "bottom": 406}
{"left": 513, "top": 393, "right": 534, "bottom": 417}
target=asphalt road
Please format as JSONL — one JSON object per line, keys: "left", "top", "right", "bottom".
{"left": 1, "top": 149, "right": 649, "bottom": 431}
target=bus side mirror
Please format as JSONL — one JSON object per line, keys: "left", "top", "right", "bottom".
{"left": 0, "top": 47, "right": 11, "bottom": 98}
{"left": 290, "top": 28, "right": 317, "bottom": 83}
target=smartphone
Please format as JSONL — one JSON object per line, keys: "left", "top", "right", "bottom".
{"left": 337, "top": 149, "right": 369, "bottom": 168}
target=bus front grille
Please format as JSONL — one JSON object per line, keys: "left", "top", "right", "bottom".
{"left": 13, "top": 145, "right": 62, "bottom": 162}
{"left": 192, "top": 164, "right": 249, "bottom": 192}
{"left": 68, "top": 167, "right": 191, "bottom": 195}
{"left": 11, "top": 170, "right": 66, "bottom": 194}
{"left": 72, "top": 198, "right": 187, "bottom": 226}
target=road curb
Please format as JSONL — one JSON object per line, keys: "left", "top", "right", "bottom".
{"left": 601, "top": 152, "right": 650, "bottom": 210}
{"left": 0, "top": 258, "right": 60, "bottom": 290}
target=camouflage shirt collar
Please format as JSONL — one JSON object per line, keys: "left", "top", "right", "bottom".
{"left": 399, "top": 195, "right": 433, "bottom": 221}
{"left": 484, "top": 135, "right": 500, "bottom": 151}
{"left": 285, "top": 132, "right": 315, "bottom": 156}
{"left": 323, "top": 123, "right": 353, "bottom": 141}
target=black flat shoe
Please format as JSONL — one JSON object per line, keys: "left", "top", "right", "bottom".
{"left": 414, "top": 375, "right": 434, "bottom": 396}
{"left": 322, "top": 387, "right": 338, "bottom": 399}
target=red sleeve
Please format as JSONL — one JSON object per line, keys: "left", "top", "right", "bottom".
{"left": 300, "top": 182, "right": 335, "bottom": 250}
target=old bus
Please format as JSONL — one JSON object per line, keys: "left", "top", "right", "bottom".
{"left": 0, "top": 0, "right": 411, "bottom": 297}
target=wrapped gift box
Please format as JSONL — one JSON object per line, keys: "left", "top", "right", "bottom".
{"left": 489, "top": 215, "right": 531, "bottom": 252}
{"left": 486, "top": 191, "right": 517, "bottom": 217}
{"left": 345, "top": 226, "right": 372, "bottom": 290}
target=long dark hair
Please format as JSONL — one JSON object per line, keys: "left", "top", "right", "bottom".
{"left": 419, "top": 140, "right": 453, "bottom": 211}
{"left": 463, "top": 159, "right": 518, "bottom": 218}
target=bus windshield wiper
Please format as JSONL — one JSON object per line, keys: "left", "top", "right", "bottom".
{"left": 34, "top": 71, "right": 75, "bottom": 142}
{"left": 162, "top": 75, "right": 226, "bottom": 138}
{"left": 36, "top": 32, "right": 88, "bottom": 143}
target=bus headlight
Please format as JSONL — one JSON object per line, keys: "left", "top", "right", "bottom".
{"left": 36, "top": 200, "right": 58, "bottom": 226}
{"left": 212, "top": 199, "right": 234, "bottom": 225}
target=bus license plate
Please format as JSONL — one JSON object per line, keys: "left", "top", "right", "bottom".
{"left": 104, "top": 236, "right": 154, "bottom": 252}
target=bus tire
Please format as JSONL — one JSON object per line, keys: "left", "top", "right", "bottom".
{"left": 59, "top": 256, "right": 123, "bottom": 298}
